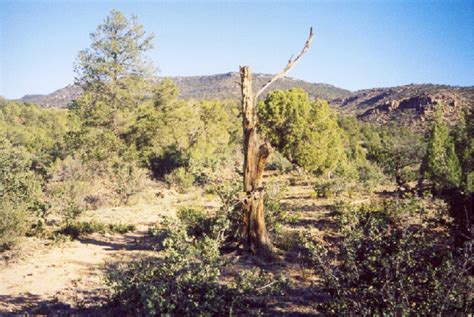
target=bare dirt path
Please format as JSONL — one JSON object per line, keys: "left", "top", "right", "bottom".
{"left": 0, "top": 232, "right": 143, "bottom": 313}
{"left": 0, "top": 187, "right": 216, "bottom": 314}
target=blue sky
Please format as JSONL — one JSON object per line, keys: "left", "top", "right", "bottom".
{"left": 1, "top": 0, "right": 473, "bottom": 99}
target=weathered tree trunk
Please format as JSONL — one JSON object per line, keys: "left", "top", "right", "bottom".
{"left": 240, "top": 66, "right": 273, "bottom": 257}
{"left": 238, "top": 28, "right": 314, "bottom": 258}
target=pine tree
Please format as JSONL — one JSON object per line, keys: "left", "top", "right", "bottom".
{"left": 73, "top": 9, "right": 155, "bottom": 129}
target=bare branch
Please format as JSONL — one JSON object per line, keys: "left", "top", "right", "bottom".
{"left": 255, "top": 27, "right": 314, "bottom": 99}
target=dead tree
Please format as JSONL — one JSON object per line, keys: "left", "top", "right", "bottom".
{"left": 240, "top": 28, "right": 314, "bottom": 257}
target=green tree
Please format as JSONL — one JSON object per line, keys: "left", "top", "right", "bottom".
{"left": 453, "top": 107, "right": 474, "bottom": 193}
{"left": 128, "top": 79, "right": 237, "bottom": 178}
{"left": 70, "top": 9, "right": 157, "bottom": 175}
{"left": 367, "top": 124, "right": 425, "bottom": 191}
{"left": 258, "top": 88, "right": 346, "bottom": 176}
{"left": 421, "top": 103, "right": 461, "bottom": 191}
{"left": 421, "top": 103, "right": 472, "bottom": 246}
{"left": 73, "top": 9, "right": 155, "bottom": 129}
{"left": 0, "top": 138, "right": 43, "bottom": 249}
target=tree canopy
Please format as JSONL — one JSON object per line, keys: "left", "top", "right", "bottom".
{"left": 258, "top": 88, "right": 347, "bottom": 176}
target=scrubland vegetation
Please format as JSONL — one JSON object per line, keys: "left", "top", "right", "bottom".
{"left": 1, "top": 9, "right": 472, "bottom": 316}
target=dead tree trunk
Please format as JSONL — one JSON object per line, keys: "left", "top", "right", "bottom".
{"left": 239, "top": 28, "right": 314, "bottom": 257}
{"left": 240, "top": 66, "right": 273, "bottom": 256}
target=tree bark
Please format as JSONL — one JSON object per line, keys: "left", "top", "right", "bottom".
{"left": 240, "top": 66, "right": 273, "bottom": 257}
{"left": 239, "top": 28, "right": 314, "bottom": 258}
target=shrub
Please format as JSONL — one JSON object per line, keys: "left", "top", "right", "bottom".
{"left": 191, "top": 179, "right": 295, "bottom": 244}
{"left": 0, "top": 202, "right": 31, "bottom": 251}
{"left": 106, "top": 217, "right": 286, "bottom": 316}
{"left": 266, "top": 151, "right": 293, "bottom": 173}
{"left": 107, "top": 158, "right": 148, "bottom": 205}
{"left": 0, "top": 139, "right": 43, "bottom": 250}
{"left": 264, "top": 181, "right": 296, "bottom": 234}
{"left": 164, "top": 167, "right": 195, "bottom": 191}
{"left": 45, "top": 156, "right": 91, "bottom": 222}
{"left": 176, "top": 206, "right": 215, "bottom": 239}
{"left": 313, "top": 176, "right": 353, "bottom": 198}
{"left": 301, "top": 199, "right": 473, "bottom": 315}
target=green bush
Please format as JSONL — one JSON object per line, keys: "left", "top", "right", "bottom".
{"left": 176, "top": 206, "right": 215, "bottom": 239}
{"left": 313, "top": 176, "right": 360, "bottom": 198}
{"left": 264, "top": 181, "right": 296, "bottom": 234}
{"left": 266, "top": 151, "right": 293, "bottom": 173}
{"left": 107, "top": 158, "right": 148, "bottom": 205}
{"left": 45, "top": 156, "right": 91, "bottom": 222}
{"left": 0, "top": 139, "right": 43, "bottom": 250}
{"left": 0, "top": 202, "right": 31, "bottom": 250}
{"left": 107, "top": 217, "right": 286, "bottom": 316}
{"left": 165, "top": 167, "right": 195, "bottom": 191}
{"left": 300, "top": 199, "right": 473, "bottom": 315}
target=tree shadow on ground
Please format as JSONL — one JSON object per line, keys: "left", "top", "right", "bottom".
{"left": 0, "top": 294, "right": 106, "bottom": 316}
{"left": 76, "top": 231, "right": 163, "bottom": 252}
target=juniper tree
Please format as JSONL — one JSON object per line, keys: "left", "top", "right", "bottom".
{"left": 422, "top": 103, "right": 461, "bottom": 192}
{"left": 258, "top": 88, "right": 347, "bottom": 177}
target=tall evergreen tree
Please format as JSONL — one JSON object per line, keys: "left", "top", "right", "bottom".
{"left": 422, "top": 103, "right": 461, "bottom": 191}
{"left": 73, "top": 9, "right": 155, "bottom": 129}
{"left": 422, "top": 103, "right": 472, "bottom": 247}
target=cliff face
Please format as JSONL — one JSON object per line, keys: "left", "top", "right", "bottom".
{"left": 331, "top": 84, "right": 474, "bottom": 129}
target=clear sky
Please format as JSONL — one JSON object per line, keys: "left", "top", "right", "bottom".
{"left": 1, "top": 0, "right": 473, "bottom": 99}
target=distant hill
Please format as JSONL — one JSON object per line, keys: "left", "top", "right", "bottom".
{"left": 18, "top": 73, "right": 350, "bottom": 108}
{"left": 20, "top": 84, "right": 83, "bottom": 108}
{"left": 332, "top": 84, "right": 474, "bottom": 129}
{"left": 170, "top": 72, "right": 350, "bottom": 101}
{"left": 18, "top": 77, "right": 473, "bottom": 129}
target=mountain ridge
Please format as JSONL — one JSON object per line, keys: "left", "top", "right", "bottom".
{"left": 18, "top": 73, "right": 350, "bottom": 108}
{"left": 16, "top": 74, "right": 473, "bottom": 128}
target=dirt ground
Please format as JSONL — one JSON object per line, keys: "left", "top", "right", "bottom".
{"left": 0, "top": 173, "right": 342, "bottom": 315}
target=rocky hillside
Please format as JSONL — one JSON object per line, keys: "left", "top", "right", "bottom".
{"left": 19, "top": 73, "right": 350, "bottom": 108}
{"left": 18, "top": 77, "right": 473, "bottom": 129}
{"left": 20, "top": 84, "right": 83, "bottom": 108}
{"left": 171, "top": 72, "right": 350, "bottom": 101}
{"left": 332, "top": 84, "right": 474, "bottom": 128}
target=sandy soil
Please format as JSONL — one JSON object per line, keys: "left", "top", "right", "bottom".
{"left": 0, "top": 174, "right": 337, "bottom": 315}
{"left": 0, "top": 185, "right": 217, "bottom": 314}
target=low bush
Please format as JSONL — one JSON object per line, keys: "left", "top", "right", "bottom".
{"left": 176, "top": 206, "right": 215, "bottom": 239}
{"left": 264, "top": 181, "right": 296, "bottom": 234}
{"left": 107, "top": 159, "right": 148, "bottom": 205}
{"left": 0, "top": 202, "right": 32, "bottom": 251}
{"left": 164, "top": 167, "right": 195, "bottom": 191}
{"left": 313, "top": 176, "right": 359, "bottom": 199}
{"left": 107, "top": 217, "right": 286, "bottom": 316}
{"left": 45, "top": 156, "right": 92, "bottom": 222}
{"left": 177, "top": 179, "right": 295, "bottom": 245}
{"left": 300, "top": 199, "right": 473, "bottom": 315}
{"left": 266, "top": 151, "right": 293, "bottom": 173}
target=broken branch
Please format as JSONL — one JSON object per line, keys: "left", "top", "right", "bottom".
{"left": 255, "top": 27, "right": 314, "bottom": 99}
